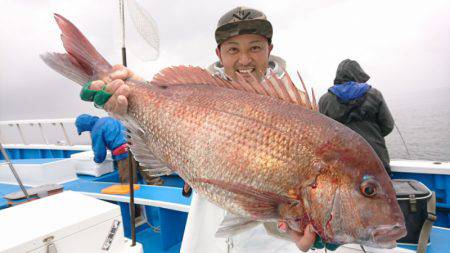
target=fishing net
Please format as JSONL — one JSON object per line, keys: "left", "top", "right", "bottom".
{"left": 123, "top": 0, "right": 159, "bottom": 61}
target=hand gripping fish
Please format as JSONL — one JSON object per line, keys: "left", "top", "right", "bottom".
{"left": 41, "top": 14, "right": 406, "bottom": 248}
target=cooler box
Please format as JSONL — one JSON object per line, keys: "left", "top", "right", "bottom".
{"left": 0, "top": 158, "right": 77, "bottom": 186}
{"left": 70, "top": 151, "right": 114, "bottom": 177}
{"left": 0, "top": 191, "right": 142, "bottom": 253}
{"left": 393, "top": 179, "right": 434, "bottom": 245}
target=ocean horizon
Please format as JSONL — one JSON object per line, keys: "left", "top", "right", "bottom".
{"left": 384, "top": 85, "right": 450, "bottom": 162}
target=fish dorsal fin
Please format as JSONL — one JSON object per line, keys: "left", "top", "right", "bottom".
{"left": 150, "top": 66, "right": 318, "bottom": 111}
{"left": 151, "top": 65, "right": 230, "bottom": 88}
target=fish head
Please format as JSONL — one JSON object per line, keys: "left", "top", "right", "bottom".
{"left": 302, "top": 134, "right": 406, "bottom": 248}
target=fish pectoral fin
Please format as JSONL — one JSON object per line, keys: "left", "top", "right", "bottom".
{"left": 215, "top": 212, "right": 261, "bottom": 238}
{"left": 122, "top": 116, "right": 173, "bottom": 176}
{"left": 194, "top": 178, "right": 299, "bottom": 219}
{"left": 194, "top": 178, "right": 297, "bottom": 204}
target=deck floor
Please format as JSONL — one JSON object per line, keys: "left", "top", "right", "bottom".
{"left": 137, "top": 227, "right": 181, "bottom": 253}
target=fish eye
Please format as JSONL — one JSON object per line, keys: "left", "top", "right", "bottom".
{"left": 362, "top": 185, "right": 375, "bottom": 196}
{"left": 360, "top": 177, "right": 378, "bottom": 197}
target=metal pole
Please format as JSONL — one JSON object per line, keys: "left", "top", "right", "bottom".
{"left": 119, "top": 0, "right": 136, "bottom": 246}
{"left": 38, "top": 123, "right": 49, "bottom": 145}
{"left": 0, "top": 142, "right": 29, "bottom": 199}
{"left": 16, "top": 124, "right": 27, "bottom": 144}
{"left": 128, "top": 146, "right": 136, "bottom": 247}
{"left": 60, "top": 122, "right": 73, "bottom": 146}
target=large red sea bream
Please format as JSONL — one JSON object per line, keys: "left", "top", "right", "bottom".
{"left": 41, "top": 14, "right": 406, "bottom": 248}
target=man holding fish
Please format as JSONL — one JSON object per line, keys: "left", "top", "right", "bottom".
{"left": 43, "top": 5, "right": 406, "bottom": 253}
{"left": 82, "top": 6, "right": 320, "bottom": 252}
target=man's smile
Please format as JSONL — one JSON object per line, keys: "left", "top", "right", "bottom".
{"left": 235, "top": 67, "right": 255, "bottom": 74}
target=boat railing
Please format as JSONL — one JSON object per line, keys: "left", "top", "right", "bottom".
{"left": 0, "top": 118, "right": 90, "bottom": 151}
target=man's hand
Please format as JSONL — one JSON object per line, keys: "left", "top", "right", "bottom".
{"left": 278, "top": 222, "right": 316, "bottom": 252}
{"left": 85, "top": 64, "right": 143, "bottom": 116}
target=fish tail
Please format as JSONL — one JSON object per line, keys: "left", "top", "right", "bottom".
{"left": 40, "top": 14, "right": 112, "bottom": 85}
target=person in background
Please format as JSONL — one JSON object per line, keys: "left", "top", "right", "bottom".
{"left": 75, "top": 114, "right": 163, "bottom": 185}
{"left": 319, "top": 59, "right": 395, "bottom": 174}
{"left": 75, "top": 114, "right": 132, "bottom": 183}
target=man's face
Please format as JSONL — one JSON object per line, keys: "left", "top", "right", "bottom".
{"left": 216, "top": 34, "right": 273, "bottom": 82}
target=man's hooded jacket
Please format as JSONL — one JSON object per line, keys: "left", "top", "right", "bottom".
{"left": 318, "top": 59, "right": 394, "bottom": 172}
{"left": 75, "top": 114, "right": 128, "bottom": 163}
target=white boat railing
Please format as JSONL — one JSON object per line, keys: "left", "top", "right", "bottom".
{"left": 391, "top": 159, "right": 450, "bottom": 175}
{"left": 0, "top": 118, "right": 90, "bottom": 150}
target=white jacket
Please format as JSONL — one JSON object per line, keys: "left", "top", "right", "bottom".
{"left": 180, "top": 193, "right": 301, "bottom": 253}
{"left": 180, "top": 56, "right": 303, "bottom": 253}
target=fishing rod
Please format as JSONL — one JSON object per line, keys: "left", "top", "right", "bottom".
{"left": 394, "top": 122, "right": 412, "bottom": 159}
{"left": 360, "top": 245, "right": 367, "bottom": 253}
{"left": 117, "top": 0, "right": 159, "bottom": 245}
{"left": 119, "top": 0, "right": 136, "bottom": 246}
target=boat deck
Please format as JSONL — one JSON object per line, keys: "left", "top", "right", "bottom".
{"left": 401, "top": 226, "right": 450, "bottom": 253}
{"left": 1, "top": 155, "right": 450, "bottom": 252}
{"left": 0, "top": 165, "right": 191, "bottom": 253}
{"left": 1, "top": 179, "right": 449, "bottom": 253}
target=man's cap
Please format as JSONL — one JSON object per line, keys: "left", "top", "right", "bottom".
{"left": 215, "top": 6, "right": 273, "bottom": 45}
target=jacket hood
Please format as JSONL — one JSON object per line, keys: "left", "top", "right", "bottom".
{"left": 329, "top": 81, "right": 371, "bottom": 103}
{"left": 334, "top": 59, "right": 370, "bottom": 85}
{"left": 75, "top": 114, "right": 99, "bottom": 135}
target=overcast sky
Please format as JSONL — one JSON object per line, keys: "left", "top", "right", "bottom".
{"left": 0, "top": 0, "right": 449, "bottom": 121}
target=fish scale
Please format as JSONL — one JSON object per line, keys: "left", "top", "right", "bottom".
{"left": 125, "top": 84, "right": 324, "bottom": 216}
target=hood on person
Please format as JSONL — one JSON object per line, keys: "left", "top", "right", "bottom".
{"left": 329, "top": 59, "right": 371, "bottom": 103}
{"left": 75, "top": 114, "right": 99, "bottom": 135}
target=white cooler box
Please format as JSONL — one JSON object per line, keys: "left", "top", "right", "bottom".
{"left": 70, "top": 151, "right": 114, "bottom": 177}
{"left": 0, "top": 191, "right": 142, "bottom": 253}
{"left": 0, "top": 159, "right": 77, "bottom": 186}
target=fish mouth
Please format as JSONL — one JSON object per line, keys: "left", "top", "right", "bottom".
{"left": 366, "top": 224, "right": 407, "bottom": 248}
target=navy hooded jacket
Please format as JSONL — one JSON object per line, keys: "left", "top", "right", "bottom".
{"left": 75, "top": 114, "right": 128, "bottom": 163}
{"left": 318, "top": 60, "right": 394, "bottom": 172}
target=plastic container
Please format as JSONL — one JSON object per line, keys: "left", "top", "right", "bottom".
{"left": 393, "top": 179, "right": 433, "bottom": 245}
{"left": 0, "top": 191, "right": 142, "bottom": 253}
{"left": 0, "top": 158, "right": 77, "bottom": 186}
{"left": 70, "top": 151, "right": 114, "bottom": 177}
